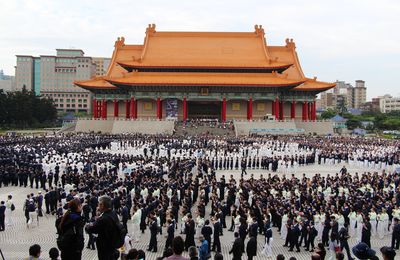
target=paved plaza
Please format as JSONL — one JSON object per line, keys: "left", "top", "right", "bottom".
{"left": 0, "top": 164, "right": 393, "bottom": 260}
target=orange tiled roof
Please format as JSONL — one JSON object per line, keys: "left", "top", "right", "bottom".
{"left": 74, "top": 77, "right": 117, "bottom": 90}
{"left": 75, "top": 25, "right": 335, "bottom": 93}
{"left": 105, "top": 71, "right": 305, "bottom": 87}
{"left": 116, "top": 24, "right": 292, "bottom": 69}
{"left": 292, "top": 78, "right": 336, "bottom": 91}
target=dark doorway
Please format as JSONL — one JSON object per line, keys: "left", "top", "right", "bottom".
{"left": 187, "top": 101, "right": 221, "bottom": 120}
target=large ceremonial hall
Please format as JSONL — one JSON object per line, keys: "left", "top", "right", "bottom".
{"left": 75, "top": 24, "right": 335, "bottom": 122}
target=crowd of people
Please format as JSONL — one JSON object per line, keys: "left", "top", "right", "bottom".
{"left": 0, "top": 133, "right": 400, "bottom": 260}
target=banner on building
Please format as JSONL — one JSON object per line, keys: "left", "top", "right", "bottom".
{"left": 166, "top": 99, "right": 178, "bottom": 119}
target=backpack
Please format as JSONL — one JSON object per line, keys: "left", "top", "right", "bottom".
{"left": 106, "top": 213, "right": 127, "bottom": 249}
{"left": 28, "top": 202, "right": 36, "bottom": 212}
{"left": 11, "top": 203, "right": 15, "bottom": 211}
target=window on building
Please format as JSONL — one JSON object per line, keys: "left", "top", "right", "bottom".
{"left": 59, "top": 104, "right": 64, "bottom": 107}
{"left": 66, "top": 99, "right": 70, "bottom": 102}
{"left": 71, "top": 104, "right": 75, "bottom": 108}
{"left": 66, "top": 104, "right": 70, "bottom": 108}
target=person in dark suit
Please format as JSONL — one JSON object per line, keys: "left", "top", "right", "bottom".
{"left": 0, "top": 201, "right": 6, "bottom": 231}
{"left": 85, "top": 195, "right": 120, "bottom": 260}
{"left": 306, "top": 222, "right": 317, "bottom": 252}
{"left": 165, "top": 219, "right": 175, "bottom": 250}
{"left": 238, "top": 218, "right": 248, "bottom": 253}
{"left": 212, "top": 216, "right": 221, "bottom": 253}
{"left": 229, "top": 232, "right": 243, "bottom": 260}
{"left": 339, "top": 223, "right": 354, "bottom": 260}
{"left": 362, "top": 216, "right": 372, "bottom": 248}
{"left": 241, "top": 159, "right": 247, "bottom": 176}
{"left": 246, "top": 233, "right": 257, "bottom": 260}
{"left": 185, "top": 214, "right": 196, "bottom": 251}
{"left": 289, "top": 220, "right": 301, "bottom": 252}
{"left": 148, "top": 216, "right": 158, "bottom": 252}
{"left": 201, "top": 219, "right": 213, "bottom": 252}
{"left": 391, "top": 217, "right": 400, "bottom": 249}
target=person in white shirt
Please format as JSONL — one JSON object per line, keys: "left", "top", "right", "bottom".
{"left": 369, "top": 209, "right": 377, "bottom": 237}
{"left": 131, "top": 206, "right": 141, "bottom": 242}
{"left": 5, "top": 195, "right": 14, "bottom": 226}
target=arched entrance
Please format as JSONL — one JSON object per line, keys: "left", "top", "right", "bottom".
{"left": 187, "top": 100, "right": 221, "bottom": 120}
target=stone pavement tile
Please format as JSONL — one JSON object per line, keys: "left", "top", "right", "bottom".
{"left": 0, "top": 164, "right": 392, "bottom": 260}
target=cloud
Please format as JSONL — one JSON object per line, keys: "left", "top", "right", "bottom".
{"left": 1, "top": 0, "right": 399, "bottom": 99}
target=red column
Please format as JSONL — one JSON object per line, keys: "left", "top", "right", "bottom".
{"left": 312, "top": 101, "right": 317, "bottom": 120}
{"left": 275, "top": 98, "right": 279, "bottom": 120}
{"left": 113, "top": 99, "right": 118, "bottom": 118}
{"left": 130, "top": 97, "right": 136, "bottom": 119}
{"left": 93, "top": 98, "right": 97, "bottom": 119}
{"left": 125, "top": 100, "right": 130, "bottom": 119}
{"left": 291, "top": 101, "right": 296, "bottom": 119}
{"left": 221, "top": 98, "right": 226, "bottom": 122}
{"left": 156, "top": 98, "right": 162, "bottom": 119}
{"left": 183, "top": 97, "right": 187, "bottom": 121}
{"left": 101, "top": 99, "right": 107, "bottom": 119}
{"left": 304, "top": 102, "right": 309, "bottom": 121}
{"left": 279, "top": 101, "right": 284, "bottom": 120}
{"left": 247, "top": 98, "right": 253, "bottom": 120}
{"left": 271, "top": 100, "right": 275, "bottom": 116}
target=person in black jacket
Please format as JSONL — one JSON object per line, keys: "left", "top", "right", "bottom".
{"left": 57, "top": 198, "right": 85, "bottom": 260}
{"left": 289, "top": 220, "right": 301, "bottom": 252}
{"left": 148, "top": 215, "right": 158, "bottom": 252}
{"left": 246, "top": 233, "right": 257, "bottom": 260}
{"left": 85, "top": 195, "right": 119, "bottom": 260}
{"left": 165, "top": 219, "right": 175, "bottom": 250}
{"left": 212, "top": 215, "right": 221, "bottom": 253}
{"left": 185, "top": 214, "right": 196, "bottom": 251}
{"left": 392, "top": 218, "right": 400, "bottom": 249}
{"left": 229, "top": 232, "right": 242, "bottom": 260}
{"left": 306, "top": 222, "right": 317, "bottom": 252}
{"left": 361, "top": 216, "right": 372, "bottom": 248}
{"left": 201, "top": 219, "right": 213, "bottom": 252}
{"left": 238, "top": 218, "right": 248, "bottom": 253}
{"left": 339, "top": 223, "right": 354, "bottom": 260}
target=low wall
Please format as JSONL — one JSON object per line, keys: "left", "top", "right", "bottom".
{"left": 75, "top": 119, "right": 114, "bottom": 133}
{"left": 75, "top": 119, "right": 175, "bottom": 135}
{"left": 234, "top": 120, "right": 333, "bottom": 136}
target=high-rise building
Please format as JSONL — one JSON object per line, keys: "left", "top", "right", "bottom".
{"left": 92, "top": 57, "right": 111, "bottom": 76}
{"left": 319, "top": 80, "right": 367, "bottom": 110}
{"left": 379, "top": 95, "right": 400, "bottom": 113}
{"left": 14, "top": 49, "right": 96, "bottom": 113}
{"left": 353, "top": 80, "right": 367, "bottom": 109}
{"left": 0, "top": 69, "right": 15, "bottom": 92}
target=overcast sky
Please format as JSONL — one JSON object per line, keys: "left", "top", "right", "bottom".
{"left": 1, "top": 0, "right": 399, "bottom": 99}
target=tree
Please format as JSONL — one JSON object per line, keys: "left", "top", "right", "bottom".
{"left": 321, "top": 108, "right": 336, "bottom": 119}
{"left": 346, "top": 118, "right": 362, "bottom": 130}
{"left": 0, "top": 88, "right": 57, "bottom": 129}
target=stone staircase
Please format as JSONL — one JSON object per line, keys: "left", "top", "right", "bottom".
{"left": 174, "top": 121, "right": 235, "bottom": 137}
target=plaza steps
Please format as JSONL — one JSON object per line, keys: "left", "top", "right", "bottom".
{"left": 57, "top": 121, "right": 77, "bottom": 133}
{"left": 75, "top": 118, "right": 175, "bottom": 135}
{"left": 174, "top": 121, "right": 235, "bottom": 137}
{"left": 234, "top": 119, "right": 334, "bottom": 136}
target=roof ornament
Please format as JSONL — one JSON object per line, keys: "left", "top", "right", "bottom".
{"left": 254, "top": 24, "right": 265, "bottom": 36}
{"left": 285, "top": 38, "right": 296, "bottom": 49}
{"left": 115, "top": 36, "right": 125, "bottom": 48}
{"left": 146, "top": 24, "right": 156, "bottom": 34}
